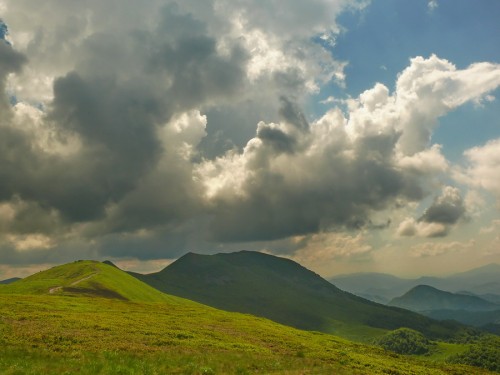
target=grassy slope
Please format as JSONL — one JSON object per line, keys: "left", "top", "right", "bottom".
{"left": 0, "top": 294, "right": 487, "bottom": 374}
{"left": 0, "top": 259, "right": 490, "bottom": 374}
{"left": 133, "top": 251, "right": 468, "bottom": 342}
{"left": 1, "top": 260, "right": 175, "bottom": 303}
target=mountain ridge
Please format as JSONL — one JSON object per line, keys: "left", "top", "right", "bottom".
{"left": 0, "top": 277, "right": 21, "bottom": 284}
{"left": 131, "top": 250, "right": 470, "bottom": 342}
{"left": 330, "top": 263, "right": 500, "bottom": 302}
{"left": 389, "top": 285, "right": 499, "bottom": 312}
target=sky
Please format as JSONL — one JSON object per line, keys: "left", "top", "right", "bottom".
{"left": 0, "top": 0, "right": 499, "bottom": 279}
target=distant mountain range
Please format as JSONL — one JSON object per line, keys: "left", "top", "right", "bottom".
{"left": 0, "top": 277, "right": 20, "bottom": 285}
{"left": 130, "top": 250, "right": 468, "bottom": 342}
{"left": 389, "top": 285, "right": 499, "bottom": 312}
{"left": 388, "top": 285, "right": 500, "bottom": 333}
{"left": 330, "top": 263, "right": 500, "bottom": 303}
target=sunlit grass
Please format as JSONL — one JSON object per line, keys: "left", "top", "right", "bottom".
{"left": 0, "top": 294, "right": 490, "bottom": 374}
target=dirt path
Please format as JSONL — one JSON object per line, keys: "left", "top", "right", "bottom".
{"left": 49, "top": 286, "right": 62, "bottom": 294}
{"left": 70, "top": 273, "right": 97, "bottom": 286}
{"left": 48, "top": 272, "right": 98, "bottom": 294}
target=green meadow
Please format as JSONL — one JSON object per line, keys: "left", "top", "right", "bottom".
{"left": 0, "top": 261, "right": 495, "bottom": 374}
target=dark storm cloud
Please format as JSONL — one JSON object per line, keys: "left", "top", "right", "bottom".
{"left": 0, "top": 40, "right": 26, "bottom": 92}
{"left": 149, "top": 6, "right": 247, "bottom": 109}
{"left": 278, "top": 96, "right": 309, "bottom": 131}
{"left": 2, "top": 0, "right": 499, "bottom": 266}
{"left": 205, "top": 112, "right": 425, "bottom": 243}
{"left": 4, "top": 199, "right": 61, "bottom": 235}
{"left": 0, "top": 5, "right": 248, "bottom": 231}
{"left": 207, "top": 161, "right": 417, "bottom": 243}
{"left": 200, "top": 53, "right": 500, "bottom": 245}
{"left": 419, "top": 187, "right": 466, "bottom": 225}
{"left": 45, "top": 72, "right": 161, "bottom": 221}
{"left": 256, "top": 124, "right": 298, "bottom": 154}
{"left": 396, "top": 186, "right": 466, "bottom": 238}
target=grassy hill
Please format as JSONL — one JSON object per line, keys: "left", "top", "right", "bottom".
{"left": 0, "top": 260, "right": 493, "bottom": 374}
{"left": 389, "top": 285, "right": 499, "bottom": 312}
{"left": 131, "top": 250, "right": 471, "bottom": 342}
{"left": 1, "top": 260, "right": 176, "bottom": 303}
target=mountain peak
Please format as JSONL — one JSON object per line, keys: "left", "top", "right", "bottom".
{"left": 102, "top": 260, "right": 118, "bottom": 268}
{"left": 456, "top": 263, "right": 500, "bottom": 276}
{"left": 389, "top": 284, "right": 498, "bottom": 312}
{"left": 132, "top": 250, "right": 466, "bottom": 341}
{"left": 2, "top": 260, "right": 173, "bottom": 303}
{"left": 408, "top": 284, "right": 443, "bottom": 293}
{"left": 167, "top": 250, "right": 326, "bottom": 286}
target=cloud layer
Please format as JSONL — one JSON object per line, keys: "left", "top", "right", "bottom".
{"left": 0, "top": 1, "right": 499, "bottom": 269}
{"left": 199, "top": 56, "right": 500, "bottom": 242}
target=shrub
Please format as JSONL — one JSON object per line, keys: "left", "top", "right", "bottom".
{"left": 375, "top": 328, "right": 431, "bottom": 355}
{"left": 448, "top": 336, "right": 500, "bottom": 372}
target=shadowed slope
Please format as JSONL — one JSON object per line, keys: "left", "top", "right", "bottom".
{"left": 132, "top": 250, "right": 469, "bottom": 341}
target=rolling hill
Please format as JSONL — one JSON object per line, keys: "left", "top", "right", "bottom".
{"left": 389, "top": 285, "right": 500, "bottom": 312}
{"left": 1, "top": 260, "right": 177, "bottom": 303}
{"left": 130, "top": 250, "right": 470, "bottom": 342}
{"left": 2, "top": 259, "right": 490, "bottom": 374}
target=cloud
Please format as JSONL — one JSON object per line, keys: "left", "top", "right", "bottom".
{"left": 199, "top": 56, "right": 500, "bottom": 242}
{"left": 397, "top": 218, "right": 448, "bottom": 238}
{"left": 278, "top": 231, "right": 373, "bottom": 276}
{"left": 419, "top": 186, "right": 466, "bottom": 225}
{"left": 6, "top": 233, "right": 55, "bottom": 252}
{"left": 456, "top": 138, "right": 500, "bottom": 204}
{"left": 428, "top": 0, "right": 438, "bottom": 12}
{"left": 410, "top": 240, "right": 474, "bottom": 258}
{"left": 0, "top": 0, "right": 499, "bottom": 265}
{"left": 0, "top": 263, "right": 56, "bottom": 279}
{"left": 394, "top": 56, "right": 500, "bottom": 155}
{"left": 0, "top": 36, "right": 25, "bottom": 102}
{"left": 397, "top": 186, "right": 466, "bottom": 238}
{"left": 292, "top": 232, "right": 373, "bottom": 262}
{"left": 480, "top": 219, "right": 500, "bottom": 234}
{"left": 0, "top": 3, "right": 249, "bottom": 231}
